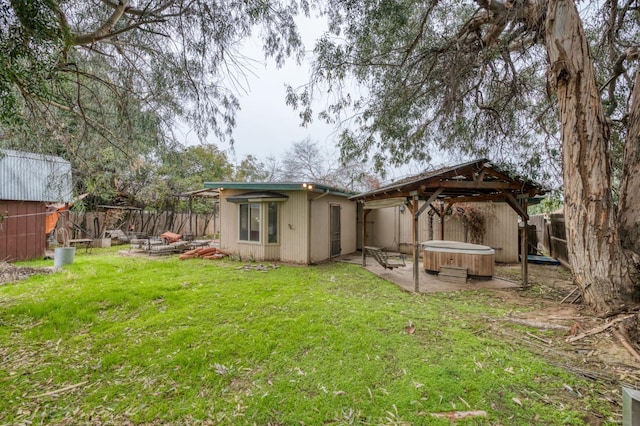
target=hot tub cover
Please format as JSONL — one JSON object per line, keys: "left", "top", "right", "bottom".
{"left": 421, "top": 240, "right": 495, "bottom": 254}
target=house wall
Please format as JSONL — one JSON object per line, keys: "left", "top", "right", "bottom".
{"left": 218, "top": 189, "right": 277, "bottom": 261}
{"left": 279, "top": 191, "right": 310, "bottom": 263}
{"left": 365, "top": 205, "right": 430, "bottom": 253}
{"left": 309, "top": 194, "right": 357, "bottom": 263}
{"left": 0, "top": 200, "right": 47, "bottom": 261}
{"left": 218, "top": 189, "right": 356, "bottom": 264}
{"left": 368, "top": 201, "right": 519, "bottom": 263}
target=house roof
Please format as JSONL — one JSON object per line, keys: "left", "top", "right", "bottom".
{"left": 203, "top": 182, "right": 355, "bottom": 198}
{"left": 351, "top": 158, "right": 547, "bottom": 218}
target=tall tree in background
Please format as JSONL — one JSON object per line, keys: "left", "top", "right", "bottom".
{"left": 0, "top": 0, "right": 306, "bottom": 154}
{"left": 137, "top": 144, "right": 233, "bottom": 210}
{"left": 1, "top": 0, "right": 307, "bottom": 204}
{"left": 233, "top": 155, "right": 283, "bottom": 183}
{"left": 290, "top": 0, "right": 639, "bottom": 314}
{"left": 280, "top": 138, "right": 380, "bottom": 191}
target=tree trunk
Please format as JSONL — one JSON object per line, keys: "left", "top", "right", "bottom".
{"left": 619, "top": 71, "right": 640, "bottom": 265}
{"left": 544, "top": 0, "right": 636, "bottom": 314}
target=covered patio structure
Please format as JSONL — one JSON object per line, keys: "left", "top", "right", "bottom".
{"left": 350, "top": 158, "right": 546, "bottom": 291}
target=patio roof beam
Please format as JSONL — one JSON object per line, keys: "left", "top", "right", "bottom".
{"left": 431, "top": 181, "right": 525, "bottom": 190}
{"left": 416, "top": 188, "right": 443, "bottom": 218}
{"left": 503, "top": 192, "right": 529, "bottom": 221}
{"left": 435, "top": 193, "right": 512, "bottom": 204}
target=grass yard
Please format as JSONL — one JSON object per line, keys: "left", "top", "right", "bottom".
{"left": 0, "top": 249, "right": 615, "bottom": 425}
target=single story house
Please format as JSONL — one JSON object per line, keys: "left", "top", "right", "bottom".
{"left": 0, "top": 149, "right": 73, "bottom": 261}
{"left": 203, "top": 182, "right": 357, "bottom": 264}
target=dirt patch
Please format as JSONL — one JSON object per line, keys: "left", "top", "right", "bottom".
{"left": 0, "top": 262, "right": 55, "bottom": 285}
{"left": 490, "top": 263, "right": 640, "bottom": 422}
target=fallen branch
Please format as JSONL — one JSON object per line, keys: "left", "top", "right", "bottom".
{"left": 431, "top": 410, "right": 487, "bottom": 420}
{"left": 613, "top": 326, "right": 640, "bottom": 363}
{"left": 27, "top": 381, "right": 88, "bottom": 398}
{"left": 506, "top": 317, "right": 570, "bottom": 331}
{"left": 237, "top": 264, "right": 279, "bottom": 272}
{"left": 565, "top": 314, "right": 635, "bottom": 343}
{"left": 526, "top": 331, "right": 552, "bottom": 345}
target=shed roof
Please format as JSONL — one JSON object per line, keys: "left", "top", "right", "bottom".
{"left": 203, "top": 181, "right": 355, "bottom": 198}
{"left": 0, "top": 149, "right": 73, "bottom": 202}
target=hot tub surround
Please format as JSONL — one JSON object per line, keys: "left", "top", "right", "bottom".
{"left": 422, "top": 240, "right": 495, "bottom": 278}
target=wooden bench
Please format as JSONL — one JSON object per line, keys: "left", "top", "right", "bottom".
{"left": 364, "top": 246, "right": 406, "bottom": 270}
{"left": 68, "top": 238, "right": 93, "bottom": 253}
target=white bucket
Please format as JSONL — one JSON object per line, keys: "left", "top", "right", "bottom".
{"left": 54, "top": 247, "right": 76, "bottom": 268}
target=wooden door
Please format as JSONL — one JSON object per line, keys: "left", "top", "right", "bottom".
{"left": 330, "top": 205, "right": 341, "bottom": 257}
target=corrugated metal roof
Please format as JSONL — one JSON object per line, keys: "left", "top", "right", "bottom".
{"left": 0, "top": 149, "right": 73, "bottom": 202}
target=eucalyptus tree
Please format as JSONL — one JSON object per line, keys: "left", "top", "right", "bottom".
{"left": 1, "top": 53, "right": 165, "bottom": 203}
{"left": 1, "top": 0, "right": 311, "bottom": 217}
{"left": 290, "top": 0, "right": 640, "bottom": 314}
{"left": 1, "top": 0, "right": 308, "bottom": 153}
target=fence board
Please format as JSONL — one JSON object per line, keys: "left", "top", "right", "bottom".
{"left": 66, "top": 211, "right": 217, "bottom": 239}
{"left": 549, "top": 213, "right": 568, "bottom": 266}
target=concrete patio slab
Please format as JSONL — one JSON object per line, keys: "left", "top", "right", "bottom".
{"left": 337, "top": 253, "right": 521, "bottom": 293}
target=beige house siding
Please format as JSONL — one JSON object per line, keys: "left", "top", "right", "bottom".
{"left": 280, "top": 191, "right": 310, "bottom": 263}
{"left": 340, "top": 201, "right": 357, "bottom": 257}
{"left": 309, "top": 195, "right": 357, "bottom": 263}
{"left": 368, "top": 201, "right": 519, "bottom": 263}
{"left": 218, "top": 188, "right": 355, "bottom": 264}
{"left": 366, "top": 206, "right": 425, "bottom": 252}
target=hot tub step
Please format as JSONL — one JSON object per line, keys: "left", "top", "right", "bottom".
{"left": 439, "top": 266, "right": 468, "bottom": 283}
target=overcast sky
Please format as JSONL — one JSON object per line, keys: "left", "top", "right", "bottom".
{"left": 231, "top": 24, "right": 339, "bottom": 162}
{"left": 177, "top": 16, "right": 340, "bottom": 164}
{"left": 177, "top": 15, "right": 437, "bottom": 181}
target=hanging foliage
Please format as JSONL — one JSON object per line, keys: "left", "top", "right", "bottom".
{"left": 453, "top": 203, "right": 486, "bottom": 245}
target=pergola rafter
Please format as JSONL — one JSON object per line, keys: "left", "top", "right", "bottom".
{"left": 350, "top": 159, "right": 547, "bottom": 291}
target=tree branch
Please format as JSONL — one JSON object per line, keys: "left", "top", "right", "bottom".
{"left": 73, "top": 0, "right": 130, "bottom": 45}
{"left": 400, "top": 0, "right": 439, "bottom": 67}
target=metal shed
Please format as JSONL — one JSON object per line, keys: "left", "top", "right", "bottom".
{"left": 0, "top": 149, "right": 73, "bottom": 261}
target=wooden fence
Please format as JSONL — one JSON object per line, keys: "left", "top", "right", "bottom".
{"left": 548, "top": 213, "right": 568, "bottom": 267}
{"left": 530, "top": 212, "right": 569, "bottom": 268}
{"left": 65, "top": 210, "right": 218, "bottom": 240}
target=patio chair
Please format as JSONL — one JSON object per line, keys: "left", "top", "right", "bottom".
{"left": 364, "top": 246, "right": 406, "bottom": 270}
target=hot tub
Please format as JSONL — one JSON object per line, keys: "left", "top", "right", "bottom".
{"left": 422, "top": 240, "right": 495, "bottom": 278}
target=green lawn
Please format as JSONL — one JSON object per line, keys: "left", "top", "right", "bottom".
{"left": 0, "top": 249, "right": 613, "bottom": 425}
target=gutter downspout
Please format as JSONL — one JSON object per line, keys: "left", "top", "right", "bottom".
{"left": 307, "top": 190, "right": 330, "bottom": 264}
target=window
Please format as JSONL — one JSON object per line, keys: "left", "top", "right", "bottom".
{"left": 239, "top": 203, "right": 260, "bottom": 242}
{"left": 267, "top": 202, "right": 278, "bottom": 243}
{"left": 238, "top": 202, "right": 279, "bottom": 243}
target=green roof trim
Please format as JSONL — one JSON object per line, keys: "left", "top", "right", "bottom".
{"left": 203, "top": 182, "right": 356, "bottom": 198}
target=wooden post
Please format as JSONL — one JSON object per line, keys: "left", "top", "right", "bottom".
{"left": 412, "top": 196, "right": 420, "bottom": 292}
{"left": 362, "top": 207, "right": 370, "bottom": 266}
{"left": 188, "top": 196, "right": 193, "bottom": 235}
{"left": 64, "top": 202, "right": 71, "bottom": 244}
{"left": 521, "top": 199, "right": 529, "bottom": 287}
{"left": 439, "top": 203, "right": 445, "bottom": 240}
